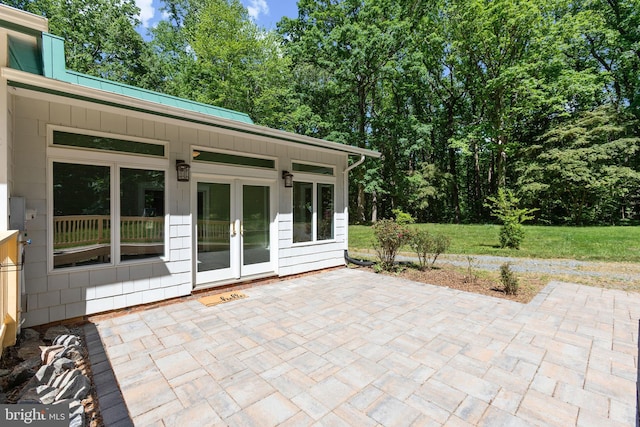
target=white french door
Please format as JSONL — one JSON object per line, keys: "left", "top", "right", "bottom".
{"left": 195, "top": 178, "right": 274, "bottom": 285}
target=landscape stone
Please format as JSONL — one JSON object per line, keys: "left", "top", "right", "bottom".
{"left": 55, "top": 399, "right": 85, "bottom": 427}
{"left": 41, "top": 345, "right": 65, "bottom": 364}
{"left": 44, "top": 325, "right": 70, "bottom": 342}
{"left": 55, "top": 345, "right": 84, "bottom": 362}
{"left": 19, "top": 385, "right": 59, "bottom": 404}
{"left": 53, "top": 357, "right": 75, "bottom": 374}
{"left": 35, "top": 364, "right": 57, "bottom": 385}
{"left": 21, "top": 328, "right": 40, "bottom": 341}
{"left": 50, "top": 369, "right": 80, "bottom": 389}
{"left": 53, "top": 334, "right": 81, "bottom": 347}
{"left": 55, "top": 373, "right": 90, "bottom": 400}
{"left": 17, "top": 339, "right": 45, "bottom": 360}
{"left": 6, "top": 356, "right": 40, "bottom": 389}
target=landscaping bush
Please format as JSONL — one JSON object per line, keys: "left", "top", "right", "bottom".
{"left": 372, "top": 219, "right": 410, "bottom": 271}
{"left": 486, "top": 188, "right": 537, "bottom": 249}
{"left": 409, "top": 229, "right": 451, "bottom": 270}
{"left": 500, "top": 262, "right": 519, "bottom": 295}
{"left": 392, "top": 208, "right": 415, "bottom": 225}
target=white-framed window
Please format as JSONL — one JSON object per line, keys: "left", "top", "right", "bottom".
{"left": 49, "top": 127, "right": 168, "bottom": 270}
{"left": 292, "top": 163, "right": 335, "bottom": 243}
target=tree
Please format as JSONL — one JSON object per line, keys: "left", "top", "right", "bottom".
{"left": 7, "top": 0, "right": 163, "bottom": 89}
{"left": 518, "top": 106, "right": 640, "bottom": 224}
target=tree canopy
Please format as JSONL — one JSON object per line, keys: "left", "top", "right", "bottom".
{"left": 10, "top": 0, "right": 640, "bottom": 225}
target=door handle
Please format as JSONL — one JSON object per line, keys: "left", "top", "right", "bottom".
{"left": 240, "top": 223, "right": 244, "bottom": 236}
{"left": 231, "top": 222, "right": 236, "bottom": 237}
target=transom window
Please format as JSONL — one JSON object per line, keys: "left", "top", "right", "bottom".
{"left": 53, "top": 130, "right": 165, "bottom": 157}
{"left": 193, "top": 149, "right": 275, "bottom": 169}
{"left": 292, "top": 162, "right": 334, "bottom": 176}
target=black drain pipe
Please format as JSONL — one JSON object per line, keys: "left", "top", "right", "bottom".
{"left": 344, "top": 250, "right": 375, "bottom": 267}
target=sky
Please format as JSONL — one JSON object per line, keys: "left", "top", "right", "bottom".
{"left": 134, "top": 0, "right": 299, "bottom": 31}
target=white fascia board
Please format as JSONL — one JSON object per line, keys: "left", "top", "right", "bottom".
{"left": 0, "top": 5, "right": 48, "bottom": 33}
{"left": 2, "top": 68, "right": 381, "bottom": 159}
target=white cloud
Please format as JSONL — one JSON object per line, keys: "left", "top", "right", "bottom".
{"left": 135, "top": 0, "right": 155, "bottom": 27}
{"left": 246, "top": 0, "right": 269, "bottom": 21}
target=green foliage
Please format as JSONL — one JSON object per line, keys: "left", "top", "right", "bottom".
{"left": 500, "top": 263, "right": 519, "bottom": 295}
{"left": 392, "top": 209, "right": 415, "bottom": 225}
{"left": 518, "top": 106, "right": 640, "bottom": 225}
{"left": 372, "top": 219, "right": 410, "bottom": 271}
{"left": 408, "top": 229, "right": 451, "bottom": 270}
{"left": 486, "top": 188, "right": 537, "bottom": 249}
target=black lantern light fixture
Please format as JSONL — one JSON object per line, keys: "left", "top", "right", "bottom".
{"left": 176, "top": 160, "right": 191, "bottom": 182}
{"left": 282, "top": 170, "right": 294, "bottom": 188}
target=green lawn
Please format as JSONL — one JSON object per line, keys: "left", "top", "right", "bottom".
{"left": 349, "top": 224, "right": 640, "bottom": 263}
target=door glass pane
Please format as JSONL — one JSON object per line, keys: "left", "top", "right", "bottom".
{"left": 197, "top": 183, "right": 230, "bottom": 272}
{"left": 293, "top": 181, "right": 313, "bottom": 243}
{"left": 243, "top": 185, "right": 270, "bottom": 265}
{"left": 120, "top": 168, "right": 165, "bottom": 261}
{"left": 317, "top": 183, "right": 334, "bottom": 240}
{"left": 53, "top": 162, "right": 111, "bottom": 268}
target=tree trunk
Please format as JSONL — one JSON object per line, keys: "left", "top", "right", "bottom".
{"left": 371, "top": 190, "right": 378, "bottom": 223}
{"left": 357, "top": 184, "right": 366, "bottom": 224}
{"left": 473, "top": 140, "right": 482, "bottom": 220}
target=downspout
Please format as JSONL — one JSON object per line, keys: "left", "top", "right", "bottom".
{"left": 343, "top": 155, "right": 375, "bottom": 266}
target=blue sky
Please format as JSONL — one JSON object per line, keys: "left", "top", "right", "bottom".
{"left": 134, "top": 0, "right": 299, "bottom": 31}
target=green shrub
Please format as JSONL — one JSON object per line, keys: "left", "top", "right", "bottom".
{"left": 392, "top": 208, "right": 415, "bottom": 225}
{"left": 486, "top": 188, "right": 537, "bottom": 249}
{"left": 409, "top": 229, "right": 451, "bottom": 269}
{"left": 372, "top": 219, "right": 410, "bottom": 271}
{"left": 500, "top": 262, "right": 519, "bottom": 295}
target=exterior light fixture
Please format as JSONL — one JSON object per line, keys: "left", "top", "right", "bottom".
{"left": 176, "top": 160, "right": 191, "bottom": 182}
{"left": 282, "top": 170, "right": 294, "bottom": 188}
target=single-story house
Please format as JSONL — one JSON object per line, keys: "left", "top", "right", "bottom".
{"left": 0, "top": 5, "right": 379, "bottom": 327}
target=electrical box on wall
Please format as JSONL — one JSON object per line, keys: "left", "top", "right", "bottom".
{"left": 9, "top": 197, "right": 26, "bottom": 230}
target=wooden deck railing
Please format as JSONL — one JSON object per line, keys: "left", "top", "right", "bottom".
{"left": 198, "top": 220, "right": 229, "bottom": 243}
{"left": 54, "top": 215, "right": 164, "bottom": 249}
{"left": 0, "top": 231, "right": 20, "bottom": 357}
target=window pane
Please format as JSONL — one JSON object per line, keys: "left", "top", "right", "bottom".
{"left": 193, "top": 150, "right": 274, "bottom": 169}
{"left": 53, "top": 162, "right": 111, "bottom": 268}
{"left": 120, "top": 168, "right": 165, "bottom": 261}
{"left": 197, "top": 182, "right": 231, "bottom": 272}
{"left": 293, "top": 181, "right": 313, "bottom": 243}
{"left": 292, "top": 163, "right": 334, "bottom": 176}
{"left": 243, "top": 185, "right": 270, "bottom": 265}
{"left": 317, "top": 184, "right": 334, "bottom": 240}
{"left": 53, "top": 131, "right": 165, "bottom": 157}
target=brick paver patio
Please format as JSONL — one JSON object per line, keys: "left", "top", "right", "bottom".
{"left": 84, "top": 268, "right": 639, "bottom": 426}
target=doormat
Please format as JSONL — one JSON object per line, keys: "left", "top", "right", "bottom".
{"left": 198, "top": 291, "right": 248, "bottom": 307}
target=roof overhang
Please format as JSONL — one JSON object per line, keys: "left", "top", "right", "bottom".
{"left": 2, "top": 67, "right": 381, "bottom": 159}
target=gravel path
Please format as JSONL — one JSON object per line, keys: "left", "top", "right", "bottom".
{"left": 351, "top": 251, "right": 640, "bottom": 282}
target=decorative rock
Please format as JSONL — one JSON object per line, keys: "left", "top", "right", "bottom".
{"left": 17, "top": 339, "right": 45, "bottom": 360}
{"left": 54, "top": 399, "right": 85, "bottom": 427}
{"left": 6, "top": 356, "right": 40, "bottom": 389}
{"left": 0, "top": 368, "right": 10, "bottom": 377}
{"left": 53, "top": 357, "right": 75, "bottom": 374}
{"left": 19, "top": 385, "right": 58, "bottom": 404}
{"left": 49, "top": 369, "right": 80, "bottom": 389}
{"left": 55, "top": 373, "right": 90, "bottom": 400}
{"left": 41, "top": 345, "right": 65, "bottom": 364}
{"left": 53, "top": 334, "right": 81, "bottom": 347}
{"left": 44, "top": 325, "right": 70, "bottom": 342}
{"left": 55, "top": 345, "right": 84, "bottom": 362}
{"left": 21, "top": 328, "right": 40, "bottom": 341}
{"left": 35, "top": 364, "right": 57, "bottom": 385}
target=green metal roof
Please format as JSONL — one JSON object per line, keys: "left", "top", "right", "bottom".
{"left": 8, "top": 35, "right": 42, "bottom": 75}
{"left": 11, "top": 31, "right": 253, "bottom": 124}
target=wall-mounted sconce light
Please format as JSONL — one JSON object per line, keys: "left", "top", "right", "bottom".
{"left": 282, "top": 170, "right": 294, "bottom": 188}
{"left": 176, "top": 160, "right": 191, "bottom": 182}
